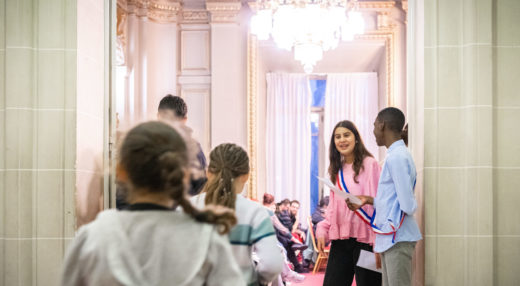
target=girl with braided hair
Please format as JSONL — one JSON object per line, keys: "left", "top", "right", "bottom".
{"left": 62, "top": 122, "right": 245, "bottom": 286}
{"left": 191, "top": 143, "right": 284, "bottom": 286}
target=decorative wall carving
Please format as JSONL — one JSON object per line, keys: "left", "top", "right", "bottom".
{"left": 377, "top": 11, "right": 393, "bottom": 30}
{"left": 206, "top": 0, "right": 242, "bottom": 23}
{"left": 182, "top": 10, "right": 210, "bottom": 23}
{"left": 118, "top": 0, "right": 182, "bottom": 23}
{"left": 353, "top": 1, "right": 396, "bottom": 10}
{"left": 116, "top": 7, "right": 128, "bottom": 66}
{"left": 402, "top": 0, "right": 408, "bottom": 14}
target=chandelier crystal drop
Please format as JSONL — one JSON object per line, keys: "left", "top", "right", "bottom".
{"left": 250, "top": 0, "right": 365, "bottom": 73}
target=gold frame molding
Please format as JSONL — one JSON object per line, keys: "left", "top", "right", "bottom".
{"left": 247, "top": 31, "right": 259, "bottom": 199}
{"left": 246, "top": 33, "right": 398, "bottom": 199}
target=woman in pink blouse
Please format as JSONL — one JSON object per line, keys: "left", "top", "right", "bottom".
{"left": 316, "top": 120, "right": 382, "bottom": 286}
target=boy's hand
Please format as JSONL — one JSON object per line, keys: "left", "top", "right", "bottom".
{"left": 375, "top": 252, "right": 382, "bottom": 269}
{"left": 346, "top": 195, "right": 373, "bottom": 211}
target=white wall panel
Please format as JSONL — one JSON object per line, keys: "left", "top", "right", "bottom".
{"left": 182, "top": 87, "right": 211, "bottom": 156}
{"left": 181, "top": 30, "right": 210, "bottom": 75}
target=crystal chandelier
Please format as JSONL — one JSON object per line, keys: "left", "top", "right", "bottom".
{"left": 250, "top": 0, "right": 365, "bottom": 73}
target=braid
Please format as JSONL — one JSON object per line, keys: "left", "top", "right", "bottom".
{"left": 177, "top": 194, "right": 237, "bottom": 234}
{"left": 204, "top": 144, "right": 249, "bottom": 209}
{"left": 158, "top": 151, "right": 187, "bottom": 197}
{"left": 158, "top": 147, "right": 237, "bottom": 235}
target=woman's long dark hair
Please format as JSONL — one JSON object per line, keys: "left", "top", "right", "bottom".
{"left": 328, "top": 120, "right": 373, "bottom": 184}
{"left": 119, "top": 121, "right": 236, "bottom": 234}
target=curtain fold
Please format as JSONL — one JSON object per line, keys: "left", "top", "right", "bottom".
{"left": 323, "top": 73, "right": 380, "bottom": 166}
{"left": 266, "top": 73, "right": 312, "bottom": 225}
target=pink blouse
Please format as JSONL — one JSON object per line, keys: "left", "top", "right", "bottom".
{"left": 316, "top": 156, "right": 381, "bottom": 245}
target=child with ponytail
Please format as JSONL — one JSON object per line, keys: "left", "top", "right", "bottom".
{"left": 191, "top": 143, "right": 284, "bottom": 286}
{"left": 62, "top": 122, "right": 244, "bottom": 286}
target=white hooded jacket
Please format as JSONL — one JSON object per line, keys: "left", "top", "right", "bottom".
{"left": 61, "top": 209, "right": 245, "bottom": 286}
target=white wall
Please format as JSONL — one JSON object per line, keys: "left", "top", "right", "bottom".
{"left": 118, "top": 10, "right": 178, "bottom": 128}
{"left": 76, "top": 0, "right": 105, "bottom": 228}
{"left": 144, "top": 21, "right": 177, "bottom": 120}
{"left": 210, "top": 22, "right": 248, "bottom": 149}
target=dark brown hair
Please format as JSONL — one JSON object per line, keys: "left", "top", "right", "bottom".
{"left": 328, "top": 120, "right": 373, "bottom": 184}
{"left": 263, "top": 193, "right": 275, "bottom": 205}
{"left": 158, "top": 94, "right": 187, "bottom": 119}
{"left": 204, "top": 143, "right": 250, "bottom": 209}
{"left": 119, "top": 121, "right": 236, "bottom": 234}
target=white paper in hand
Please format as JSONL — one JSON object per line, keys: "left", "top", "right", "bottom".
{"left": 356, "top": 249, "right": 382, "bottom": 273}
{"left": 316, "top": 176, "right": 362, "bottom": 205}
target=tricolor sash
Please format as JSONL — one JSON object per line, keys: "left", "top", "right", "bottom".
{"left": 337, "top": 169, "right": 405, "bottom": 243}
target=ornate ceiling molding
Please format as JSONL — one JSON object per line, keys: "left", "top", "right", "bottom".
{"left": 118, "top": 0, "right": 182, "bottom": 23}
{"left": 206, "top": 0, "right": 242, "bottom": 23}
{"left": 352, "top": 1, "right": 396, "bottom": 11}
{"left": 402, "top": 0, "right": 408, "bottom": 14}
{"left": 377, "top": 11, "right": 395, "bottom": 30}
{"left": 182, "top": 10, "right": 210, "bottom": 23}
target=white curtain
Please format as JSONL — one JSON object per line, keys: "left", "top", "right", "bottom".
{"left": 266, "top": 73, "right": 312, "bottom": 225}
{"left": 323, "top": 73, "right": 379, "bottom": 164}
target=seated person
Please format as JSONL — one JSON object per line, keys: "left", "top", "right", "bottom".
{"left": 312, "top": 196, "right": 329, "bottom": 234}
{"left": 277, "top": 199, "right": 293, "bottom": 231}
{"left": 289, "top": 200, "right": 306, "bottom": 242}
{"left": 267, "top": 197, "right": 308, "bottom": 273}
{"left": 262, "top": 193, "right": 307, "bottom": 283}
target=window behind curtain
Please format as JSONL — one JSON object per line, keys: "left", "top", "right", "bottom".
{"left": 309, "top": 79, "right": 326, "bottom": 214}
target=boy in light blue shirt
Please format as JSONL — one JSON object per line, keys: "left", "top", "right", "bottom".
{"left": 347, "top": 107, "right": 422, "bottom": 286}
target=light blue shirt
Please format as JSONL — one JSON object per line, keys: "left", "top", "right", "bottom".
{"left": 373, "top": 140, "right": 422, "bottom": 253}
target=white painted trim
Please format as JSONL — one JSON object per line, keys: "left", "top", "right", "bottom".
{"left": 0, "top": 169, "right": 103, "bottom": 174}
{"left": 424, "top": 44, "right": 520, "bottom": 49}
{"left": 77, "top": 110, "right": 104, "bottom": 122}
{"left": 104, "top": 0, "right": 116, "bottom": 210}
{"left": 425, "top": 105, "right": 520, "bottom": 110}
{"left": 179, "top": 24, "right": 211, "bottom": 30}
{"left": 424, "top": 43, "right": 492, "bottom": 48}
{"left": 407, "top": 1, "right": 425, "bottom": 284}
{"left": 424, "top": 105, "right": 492, "bottom": 110}
{"left": 495, "top": 106, "right": 520, "bottom": 110}
{"left": 178, "top": 75, "right": 212, "bottom": 85}
{"left": 0, "top": 237, "right": 75, "bottom": 240}
{"left": 5, "top": 107, "right": 76, "bottom": 112}
{"left": 6, "top": 46, "right": 77, "bottom": 52}
{"left": 2, "top": 169, "right": 76, "bottom": 171}
{"left": 424, "top": 166, "right": 520, "bottom": 170}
